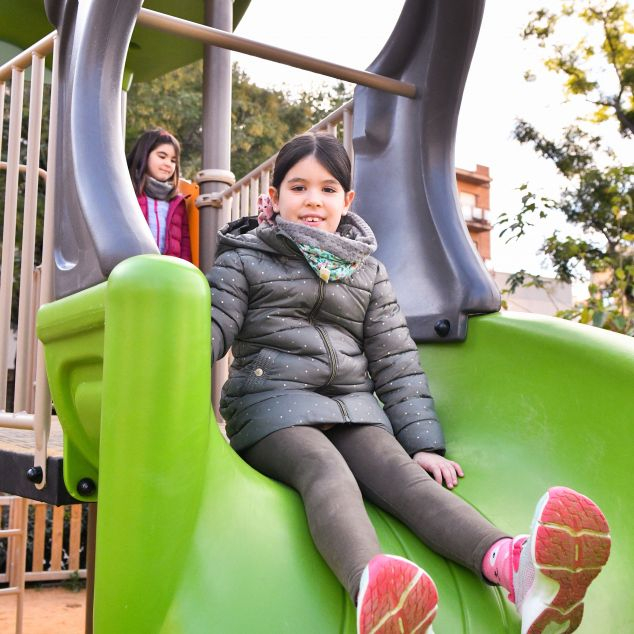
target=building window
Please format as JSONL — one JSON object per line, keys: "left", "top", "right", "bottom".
{"left": 460, "top": 192, "right": 476, "bottom": 220}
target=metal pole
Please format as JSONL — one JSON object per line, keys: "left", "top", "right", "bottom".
{"left": 202, "top": 0, "right": 234, "bottom": 419}
{"left": 0, "top": 82, "right": 5, "bottom": 159}
{"left": 84, "top": 504, "right": 97, "bottom": 634}
{"left": 200, "top": 0, "right": 233, "bottom": 273}
{"left": 14, "top": 53, "right": 45, "bottom": 412}
{"left": 0, "top": 68, "right": 25, "bottom": 410}
{"left": 33, "top": 36, "right": 60, "bottom": 489}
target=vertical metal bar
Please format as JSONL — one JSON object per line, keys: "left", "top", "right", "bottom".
{"left": 200, "top": 0, "right": 233, "bottom": 274}
{"left": 0, "top": 68, "right": 25, "bottom": 411}
{"left": 203, "top": 0, "right": 234, "bottom": 418}
{"left": 84, "top": 504, "right": 97, "bottom": 634}
{"left": 14, "top": 54, "right": 45, "bottom": 412}
{"left": 221, "top": 197, "right": 231, "bottom": 227}
{"left": 343, "top": 107, "right": 354, "bottom": 164}
{"left": 231, "top": 191, "right": 239, "bottom": 222}
{"left": 9, "top": 497, "right": 28, "bottom": 634}
{"left": 249, "top": 177, "right": 258, "bottom": 216}
{"left": 26, "top": 267, "right": 42, "bottom": 412}
{"left": 261, "top": 170, "right": 270, "bottom": 198}
{"left": 0, "top": 81, "right": 6, "bottom": 159}
{"left": 33, "top": 37, "right": 59, "bottom": 488}
{"left": 0, "top": 81, "right": 5, "bottom": 411}
{"left": 240, "top": 184, "right": 248, "bottom": 219}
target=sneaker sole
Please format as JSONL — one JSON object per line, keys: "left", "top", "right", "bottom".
{"left": 522, "top": 486, "right": 611, "bottom": 634}
{"left": 357, "top": 555, "right": 438, "bottom": 634}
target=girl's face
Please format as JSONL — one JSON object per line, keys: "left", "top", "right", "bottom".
{"left": 146, "top": 143, "right": 177, "bottom": 182}
{"left": 270, "top": 155, "right": 354, "bottom": 233}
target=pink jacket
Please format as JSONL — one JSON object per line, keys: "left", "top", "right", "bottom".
{"left": 137, "top": 194, "right": 192, "bottom": 262}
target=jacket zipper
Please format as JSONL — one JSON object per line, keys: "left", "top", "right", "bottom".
{"left": 315, "top": 325, "right": 338, "bottom": 386}
{"left": 308, "top": 280, "right": 326, "bottom": 322}
{"left": 153, "top": 199, "right": 161, "bottom": 250}
{"left": 308, "top": 281, "right": 338, "bottom": 386}
{"left": 333, "top": 398, "right": 350, "bottom": 422}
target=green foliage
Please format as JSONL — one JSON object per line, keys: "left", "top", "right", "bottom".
{"left": 501, "top": 1, "right": 634, "bottom": 336}
{"left": 497, "top": 183, "right": 554, "bottom": 241}
{"left": 522, "top": 0, "right": 634, "bottom": 137}
{"left": 62, "top": 569, "right": 85, "bottom": 592}
{"left": 125, "top": 62, "right": 352, "bottom": 181}
{"left": 498, "top": 268, "right": 548, "bottom": 310}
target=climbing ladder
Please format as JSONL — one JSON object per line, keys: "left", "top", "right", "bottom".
{"left": 0, "top": 496, "right": 28, "bottom": 634}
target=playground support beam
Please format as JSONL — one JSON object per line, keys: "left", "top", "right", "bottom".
{"left": 202, "top": 0, "right": 233, "bottom": 420}
{"left": 136, "top": 8, "right": 417, "bottom": 99}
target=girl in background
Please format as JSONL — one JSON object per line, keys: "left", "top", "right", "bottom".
{"left": 127, "top": 128, "right": 192, "bottom": 262}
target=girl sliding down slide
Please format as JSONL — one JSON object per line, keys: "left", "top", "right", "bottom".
{"left": 208, "top": 132, "right": 610, "bottom": 633}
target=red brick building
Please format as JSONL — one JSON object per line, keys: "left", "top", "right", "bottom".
{"left": 456, "top": 164, "right": 492, "bottom": 266}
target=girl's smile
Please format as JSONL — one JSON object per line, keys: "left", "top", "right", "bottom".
{"left": 147, "top": 143, "right": 177, "bottom": 182}
{"left": 270, "top": 155, "right": 355, "bottom": 233}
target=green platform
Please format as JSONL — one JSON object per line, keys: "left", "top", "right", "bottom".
{"left": 37, "top": 256, "right": 633, "bottom": 633}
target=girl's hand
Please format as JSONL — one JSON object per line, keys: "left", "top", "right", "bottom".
{"left": 412, "top": 451, "right": 464, "bottom": 489}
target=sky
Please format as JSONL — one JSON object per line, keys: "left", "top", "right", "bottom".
{"left": 231, "top": 0, "right": 624, "bottom": 284}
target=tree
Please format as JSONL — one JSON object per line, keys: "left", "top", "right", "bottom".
{"left": 125, "top": 61, "right": 352, "bottom": 180}
{"left": 498, "top": 0, "right": 634, "bottom": 335}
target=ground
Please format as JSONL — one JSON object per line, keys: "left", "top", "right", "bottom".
{"left": 0, "top": 585, "right": 86, "bottom": 634}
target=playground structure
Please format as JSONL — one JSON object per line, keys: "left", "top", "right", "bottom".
{"left": 1, "top": 0, "right": 633, "bottom": 632}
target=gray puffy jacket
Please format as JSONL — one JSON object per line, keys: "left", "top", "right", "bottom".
{"left": 209, "top": 213, "right": 445, "bottom": 454}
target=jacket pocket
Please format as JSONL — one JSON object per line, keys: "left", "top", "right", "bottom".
{"left": 242, "top": 348, "right": 280, "bottom": 391}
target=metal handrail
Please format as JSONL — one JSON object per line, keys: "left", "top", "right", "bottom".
{"left": 136, "top": 8, "right": 416, "bottom": 98}
{"left": 0, "top": 32, "right": 55, "bottom": 81}
{"left": 0, "top": 161, "right": 47, "bottom": 181}
{"left": 223, "top": 100, "right": 354, "bottom": 200}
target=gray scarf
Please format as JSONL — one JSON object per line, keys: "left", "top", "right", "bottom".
{"left": 276, "top": 213, "right": 376, "bottom": 261}
{"left": 145, "top": 176, "right": 175, "bottom": 201}
{"left": 275, "top": 212, "right": 377, "bottom": 282}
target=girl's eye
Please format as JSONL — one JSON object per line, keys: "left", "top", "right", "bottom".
{"left": 290, "top": 185, "right": 305, "bottom": 191}
{"left": 323, "top": 187, "right": 336, "bottom": 193}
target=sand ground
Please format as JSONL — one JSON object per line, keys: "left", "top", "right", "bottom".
{"left": 0, "top": 585, "right": 87, "bottom": 634}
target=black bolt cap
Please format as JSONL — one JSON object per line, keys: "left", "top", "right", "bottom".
{"left": 26, "top": 466, "right": 44, "bottom": 484}
{"left": 434, "top": 319, "right": 451, "bottom": 337}
{"left": 77, "top": 478, "right": 96, "bottom": 496}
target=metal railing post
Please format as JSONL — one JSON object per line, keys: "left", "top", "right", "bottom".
{"left": 0, "top": 68, "right": 25, "bottom": 410}
{"left": 32, "top": 36, "right": 60, "bottom": 489}
{"left": 200, "top": 0, "right": 235, "bottom": 419}
{"left": 14, "top": 53, "right": 45, "bottom": 412}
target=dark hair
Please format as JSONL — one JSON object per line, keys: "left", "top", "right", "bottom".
{"left": 272, "top": 133, "right": 352, "bottom": 193}
{"left": 126, "top": 128, "right": 181, "bottom": 196}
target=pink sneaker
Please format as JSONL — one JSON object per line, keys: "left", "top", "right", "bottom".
{"left": 513, "top": 487, "right": 611, "bottom": 634}
{"left": 356, "top": 554, "right": 438, "bottom": 634}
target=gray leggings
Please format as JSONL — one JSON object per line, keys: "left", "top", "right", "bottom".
{"left": 241, "top": 424, "right": 508, "bottom": 598}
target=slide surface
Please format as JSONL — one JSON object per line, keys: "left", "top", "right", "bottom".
{"left": 37, "top": 256, "right": 632, "bottom": 633}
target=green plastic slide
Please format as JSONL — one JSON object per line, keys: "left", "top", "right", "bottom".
{"left": 37, "top": 256, "right": 633, "bottom": 633}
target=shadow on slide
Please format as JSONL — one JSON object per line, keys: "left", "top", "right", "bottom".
{"left": 37, "top": 256, "right": 632, "bottom": 633}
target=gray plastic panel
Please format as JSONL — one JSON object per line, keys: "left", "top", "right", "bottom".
{"left": 47, "top": 0, "right": 158, "bottom": 300}
{"left": 352, "top": 0, "right": 500, "bottom": 342}
{"left": 46, "top": 0, "right": 499, "bottom": 339}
